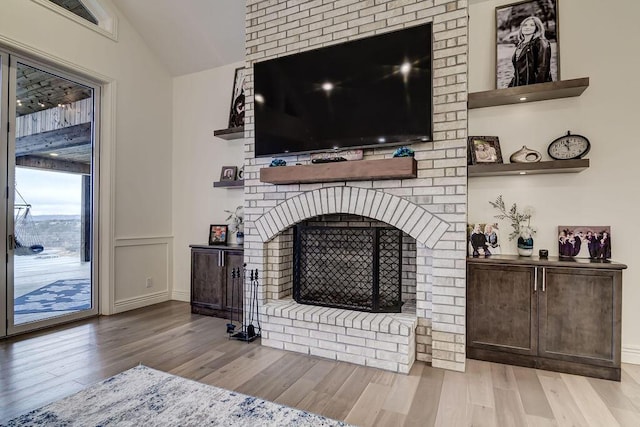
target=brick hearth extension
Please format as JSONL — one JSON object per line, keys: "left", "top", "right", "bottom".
{"left": 262, "top": 299, "right": 417, "bottom": 373}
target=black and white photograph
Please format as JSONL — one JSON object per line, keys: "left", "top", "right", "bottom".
{"left": 557, "top": 226, "right": 611, "bottom": 259}
{"left": 468, "top": 136, "right": 503, "bottom": 164}
{"left": 228, "top": 67, "right": 246, "bottom": 128}
{"left": 468, "top": 223, "right": 501, "bottom": 257}
{"left": 496, "top": 0, "right": 559, "bottom": 89}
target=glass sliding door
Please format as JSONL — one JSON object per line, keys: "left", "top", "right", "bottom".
{"left": 4, "top": 55, "right": 99, "bottom": 335}
{"left": 0, "top": 51, "right": 8, "bottom": 338}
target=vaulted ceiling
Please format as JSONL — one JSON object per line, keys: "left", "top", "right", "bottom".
{"left": 111, "top": 0, "right": 246, "bottom": 76}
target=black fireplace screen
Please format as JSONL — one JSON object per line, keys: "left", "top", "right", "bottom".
{"left": 293, "top": 225, "right": 403, "bottom": 313}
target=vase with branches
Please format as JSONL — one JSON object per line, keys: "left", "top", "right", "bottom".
{"left": 224, "top": 205, "right": 244, "bottom": 244}
{"left": 489, "top": 195, "right": 535, "bottom": 256}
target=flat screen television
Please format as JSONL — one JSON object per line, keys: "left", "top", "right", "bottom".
{"left": 253, "top": 23, "right": 433, "bottom": 158}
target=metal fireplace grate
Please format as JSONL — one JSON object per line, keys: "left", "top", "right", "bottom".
{"left": 293, "top": 225, "right": 402, "bottom": 313}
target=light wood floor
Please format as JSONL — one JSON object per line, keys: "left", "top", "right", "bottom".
{"left": 2, "top": 301, "right": 640, "bottom": 426}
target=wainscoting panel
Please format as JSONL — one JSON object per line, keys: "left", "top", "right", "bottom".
{"left": 114, "top": 237, "right": 173, "bottom": 313}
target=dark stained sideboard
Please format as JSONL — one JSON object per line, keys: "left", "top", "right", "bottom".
{"left": 467, "top": 255, "right": 627, "bottom": 381}
{"left": 190, "top": 245, "right": 244, "bottom": 319}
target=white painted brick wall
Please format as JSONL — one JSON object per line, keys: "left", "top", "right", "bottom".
{"left": 245, "top": 0, "right": 468, "bottom": 373}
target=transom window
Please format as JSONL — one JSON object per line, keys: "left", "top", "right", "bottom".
{"left": 49, "top": 0, "right": 98, "bottom": 25}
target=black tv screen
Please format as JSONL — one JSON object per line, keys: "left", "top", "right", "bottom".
{"left": 253, "top": 23, "right": 433, "bottom": 158}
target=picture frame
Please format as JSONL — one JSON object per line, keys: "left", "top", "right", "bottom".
{"left": 468, "top": 223, "right": 501, "bottom": 257}
{"left": 228, "top": 67, "right": 246, "bottom": 128}
{"left": 496, "top": 0, "right": 559, "bottom": 89}
{"left": 557, "top": 226, "right": 611, "bottom": 259}
{"left": 468, "top": 136, "right": 503, "bottom": 165}
{"left": 220, "top": 166, "right": 238, "bottom": 182}
{"left": 209, "top": 224, "right": 228, "bottom": 245}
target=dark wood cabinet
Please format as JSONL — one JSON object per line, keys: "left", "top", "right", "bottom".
{"left": 190, "top": 245, "right": 244, "bottom": 319}
{"left": 467, "top": 256, "right": 626, "bottom": 381}
{"left": 467, "top": 264, "right": 537, "bottom": 356}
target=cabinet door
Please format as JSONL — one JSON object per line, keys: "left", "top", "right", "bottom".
{"left": 467, "top": 263, "right": 538, "bottom": 356}
{"left": 191, "top": 249, "right": 225, "bottom": 313}
{"left": 539, "top": 267, "right": 621, "bottom": 367}
{"left": 224, "top": 251, "right": 244, "bottom": 320}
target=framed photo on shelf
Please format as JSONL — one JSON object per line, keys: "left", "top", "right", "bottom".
{"left": 496, "top": 0, "right": 559, "bottom": 89}
{"left": 468, "top": 136, "right": 503, "bottom": 165}
{"left": 220, "top": 166, "right": 238, "bottom": 181}
{"left": 209, "top": 225, "right": 228, "bottom": 245}
{"left": 228, "top": 67, "right": 246, "bottom": 128}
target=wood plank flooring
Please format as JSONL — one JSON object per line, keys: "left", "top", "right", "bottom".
{"left": 2, "top": 301, "right": 640, "bottom": 426}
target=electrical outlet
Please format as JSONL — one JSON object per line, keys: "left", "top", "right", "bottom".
{"left": 145, "top": 277, "right": 153, "bottom": 288}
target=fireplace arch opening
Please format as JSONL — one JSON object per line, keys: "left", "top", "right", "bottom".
{"left": 267, "top": 213, "right": 417, "bottom": 314}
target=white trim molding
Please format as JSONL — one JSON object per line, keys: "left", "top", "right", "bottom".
{"left": 622, "top": 345, "right": 640, "bottom": 365}
{"left": 171, "top": 289, "right": 190, "bottom": 302}
{"left": 114, "top": 290, "right": 169, "bottom": 313}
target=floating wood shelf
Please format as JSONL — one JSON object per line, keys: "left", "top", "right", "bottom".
{"left": 213, "top": 126, "right": 244, "bottom": 140}
{"left": 260, "top": 157, "right": 417, "bottom": 185}
{"left": 468, "top": 159, "right": 589, "bottom": 177}
{"left": 213, "top": 180, "right": 244, "bottom": 188}
{"left": 468, "top": 78, "right": 590, "bottom": 109}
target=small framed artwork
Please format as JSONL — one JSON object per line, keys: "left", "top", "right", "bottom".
{"left": 209, "top": 225, "right": 228, "bottom": 245}
{"left": 468, "top": 136, "right": 503, "bottom": 164}
{"left": 220, "top": 166, "right": 238, "bottom": 181}
{"left": 558, "top": 226, "right": 611, "bottom": 259}
{"left": 496, "top": 0, "right": 559, "bottom": 89}
{"left": 468, "top": 223, "right": 501, "bottom": 257}
{"left": 228, "top": 67, "right": 246, "bottom": 128}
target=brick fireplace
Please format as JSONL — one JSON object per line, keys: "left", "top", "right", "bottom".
{"left": 243, "top": 0, "right": 468, "bottom": 373}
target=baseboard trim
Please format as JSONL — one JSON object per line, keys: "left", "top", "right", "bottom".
{"left": 622, "top": 345, "right": 640, "bottom": 365}
{"left": 171, "top": 290, "right": 190, "bottom": 302}
{"left": 113, "top": 291, "right": 169, "bottom": 313}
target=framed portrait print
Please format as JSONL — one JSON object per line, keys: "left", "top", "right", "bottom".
{"left": 468, "top": 136, "right": 503, "bottom": 164}
{"left": 220, "top": 166, "right": 238, "bottom": 181}
{"left": 209, "top": 225, "right": 228, "bottom": 245}
{"left": 228, "top": 67, "right": 246, "bottom": 128}
{"left": 496, "top": 0, "right": 559, "bottom": 89}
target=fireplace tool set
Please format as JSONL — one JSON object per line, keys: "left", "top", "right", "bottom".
{"left": 227, "top": 266, "right": 261, "bottom": 342}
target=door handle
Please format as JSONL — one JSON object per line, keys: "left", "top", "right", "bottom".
{"left": 8, "top": 234, "right": 15, "bottom": 250}
{"left": 542, "top": 267, "right": 546, "bottom": 292}
{"left": 220, "top": 251, "right": 225, "bottom": 267}
{"left": 534, "top": 267, "right": 537, "bottom": 292}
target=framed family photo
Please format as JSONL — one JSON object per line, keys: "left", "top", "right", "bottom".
{"left": 209, "top": 225, "right": 228, "bottom": 245}
{"left": 496, "top": 0, "right": 559, "bottom": 89}
{"left": 468, "top": 223, "right": 501, "bottom": 257}
{"left": 558, "top": 225, "right": 611, "bottom": 259}
{"left": 228, "top": 67, "right": 246, "bottom": 128}
{"left": 468, "top": 136, "right": 503, "bottom": 165}
{"left": 220, "top": 166, "right": 238, "bottom": 182}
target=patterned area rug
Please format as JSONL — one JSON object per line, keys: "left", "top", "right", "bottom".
{"left": 13, "top": 279, "right": 90, "bottom": 314}
{"left": 2, "top": 365, "right": 349, "bottom": 426}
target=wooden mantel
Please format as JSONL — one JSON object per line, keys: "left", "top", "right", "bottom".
{"left": 259, "top": 157, "right": 417, "bottom": 185}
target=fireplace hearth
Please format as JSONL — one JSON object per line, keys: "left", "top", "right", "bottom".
{"left": 293, "top": 225, "right": 403, "bottom": 313}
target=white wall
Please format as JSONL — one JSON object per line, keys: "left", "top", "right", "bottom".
{"left": 172, "top": 62, "right": 245, "bottom": 301}
{"left": 468, "top": 0, "right": 640, "bottom": 363}
{"left": 0, "top": 0, "right": 174, "bottom": 313}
